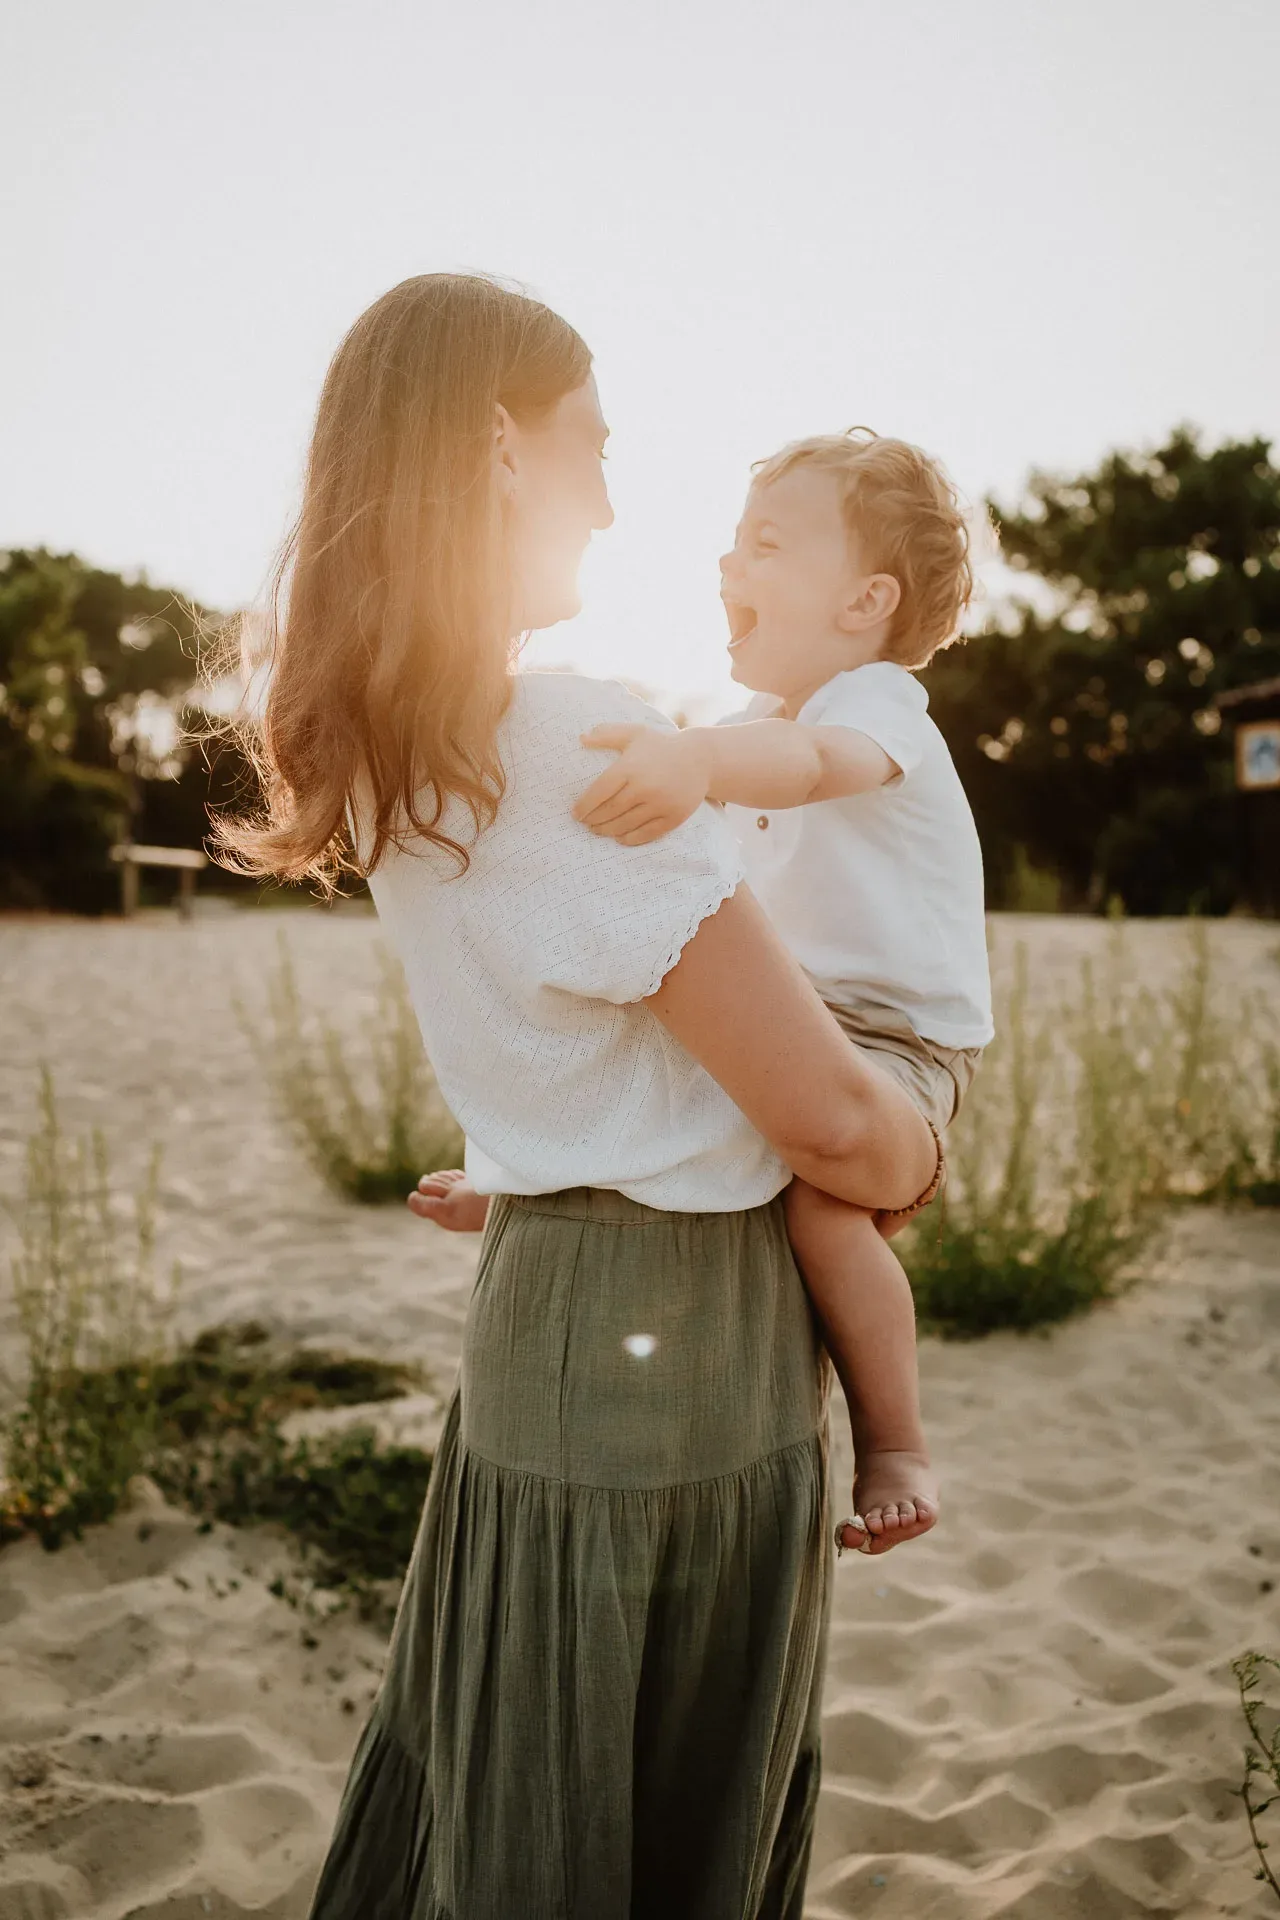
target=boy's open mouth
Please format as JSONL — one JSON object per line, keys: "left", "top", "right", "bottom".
{"left": 724, "top": 601, "right": 758, "bottom": 649}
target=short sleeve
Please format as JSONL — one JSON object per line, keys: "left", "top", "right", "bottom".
{"left": 805, "top": 663, "right": 929, "bottom": 785}
{"left": 478, "top": 674, "right": 746, "bottom": 1006}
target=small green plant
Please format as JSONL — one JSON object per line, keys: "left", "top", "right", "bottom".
{"left": 240, "top": 934, "right": 464, "bottom": 1203}
{"left": 1, "top": 1082, "right": 436, "bottom": 1592}
{"left": 3, "top": 1306, "right": 435, "bottom": 1602}
{"left": 157, "top": 1421, "right": 433, "bottom": 1603}
{"left": 905, "top": 924, "right": 1280, "bottom": 1337}
{"left": 128, "top": 1323, "right": 434, "bottom": 1610}
{"left": 1210, "top": 1032, "right": 1280, "bottom": 1208}
{"left": 1232, "top": 1651, "right": 1280, "bottom": 1904}
{"left": 1074, "top": 922, "right": 1280, "bottom": 1207}
{"left": 1, "top": 1070, "right": 181, "bottom": 1547}
{"left": 908, "top": 1197, "right": 1141, "bottom": 1341}
{"left": 904, "top": 947, "right": 1145, "bottom": 1338}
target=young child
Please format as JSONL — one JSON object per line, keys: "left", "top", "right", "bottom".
{"left": 415, "top": 428, "right": 993, "bottom": 1560}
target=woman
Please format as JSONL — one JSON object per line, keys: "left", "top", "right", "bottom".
{"left": 210, "top": 273, "right": 937, "bottom": 1920}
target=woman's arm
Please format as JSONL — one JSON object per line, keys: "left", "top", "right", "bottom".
{"left": 645, "top": 884, "right": 935, "bottom": 1212}
{"left": 572, "top": 720, "right": 895, "bottom": 845}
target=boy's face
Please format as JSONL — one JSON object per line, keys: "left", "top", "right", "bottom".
{"left": 719, "top": 466, "right": 871, "bottom": 701}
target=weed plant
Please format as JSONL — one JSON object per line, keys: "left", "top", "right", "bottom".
{"left": 0, "top": 1083, "right": 434, "bottom": 1589}
{"left": 1232, "top": 1651, "right": 1280, "bottom": 1904}
{"left": 240, "top": 935, "right": 464, "bottom": 1203}
{"left": 903, "top": 946, "right": 1146, "bottom": 1338}
{"left": 146, "top": 1325, "right": 433, "bottom": 1605}
{"left": 3, "top": 1306, "right": 434, "bottom": 1595}
{"left": 903, "top": 924, "right": 1280, "bottom": 1337}
{"left": 1, "top": 1070, "right": 181, "bottom": 1545}
{"left": 157, "top": 1419, "right": 432, "bottom": 1599}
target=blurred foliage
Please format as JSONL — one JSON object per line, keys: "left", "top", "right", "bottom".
{"left": 930, "top": 427, "right": 1280, "bottom": 914}
{"left": 6, "top": 425, "right": 1280, "bottom": 915}
{"left": 0, "top": 547, "right": 256, "bottom": 911}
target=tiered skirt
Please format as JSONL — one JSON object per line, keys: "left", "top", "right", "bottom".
{"left": 307, "top": 1185, "right": 831, "bottom": 1920}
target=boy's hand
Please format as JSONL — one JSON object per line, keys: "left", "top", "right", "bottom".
{"left": 574, "top": 724, "right": 712, "bottom": 845}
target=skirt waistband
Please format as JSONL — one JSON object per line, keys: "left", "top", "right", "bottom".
{"left": 497, "top": 1186, "right": 777, "bottom": 1227}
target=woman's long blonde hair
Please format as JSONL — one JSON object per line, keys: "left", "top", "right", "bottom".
{"left": 199, "top": 274, "right": 591, "bottom": 892}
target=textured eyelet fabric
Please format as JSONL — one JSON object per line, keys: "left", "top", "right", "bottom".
{"left": 354, "top": 671, "right": 790, "bottom": 1213}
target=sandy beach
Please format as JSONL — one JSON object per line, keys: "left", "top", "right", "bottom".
{"left": 1, "top": 906, "right": 1278, "bottom": 1918}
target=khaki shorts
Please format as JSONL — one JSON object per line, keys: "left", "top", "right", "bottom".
{"left": 823, "top": 999, "right": 984, "bottom": 1134}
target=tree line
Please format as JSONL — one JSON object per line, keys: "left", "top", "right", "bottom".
{"left": 2, "top": 426, "right": 1278, "bottom": 916}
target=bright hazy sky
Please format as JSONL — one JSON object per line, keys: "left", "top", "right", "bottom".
{"left": 3, "top": 0, "right": 1277, "bottom": 715}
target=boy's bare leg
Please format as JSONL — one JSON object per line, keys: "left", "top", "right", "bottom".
{"left": 407, "top": 1168, "right": 490, "bottom": 1232}
{"left": 783, "top": 1177, "right": 938, "bottom": 1557}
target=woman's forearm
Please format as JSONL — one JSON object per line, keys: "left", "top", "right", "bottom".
{"left": 647, "top": 888, "right": 938, "bottom": 1214}
{"left": 784, "top": 1067, "right": 935, "bottom": 1211}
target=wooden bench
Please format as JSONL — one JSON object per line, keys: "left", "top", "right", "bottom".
{"left": 110, "top": 843, "right": 207, "bottom": 920}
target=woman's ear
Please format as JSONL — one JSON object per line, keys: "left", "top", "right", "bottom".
{"left": 838, "top": 572, "right": 901, "bottom": 633}
{"left": 494, "top": 403, "right": 519, "bottom": 500}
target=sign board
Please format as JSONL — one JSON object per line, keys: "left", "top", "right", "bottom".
{"left": 1237, "top": 719, "right": 1280, "bottom": 792}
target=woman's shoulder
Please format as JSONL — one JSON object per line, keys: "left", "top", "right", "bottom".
{"left": 501, "top": 670, "right": 676, "bottom": 799}
{"left": 508, "top": 668, "right": 674, "bottom": 742}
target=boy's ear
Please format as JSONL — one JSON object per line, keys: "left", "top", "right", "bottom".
{"left": 838, "top": 572, "right": 901, "bottom": 633}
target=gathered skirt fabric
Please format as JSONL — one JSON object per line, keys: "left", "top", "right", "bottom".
{"left": 306, "top": 1185, "right": 832, "bottom": 1920}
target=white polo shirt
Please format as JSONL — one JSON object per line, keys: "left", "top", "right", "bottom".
{"left": 722, "top": 662, "right": 994, "bottom": 1050}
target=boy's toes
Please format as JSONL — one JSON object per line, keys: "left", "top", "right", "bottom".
{"left": 855, "top": 1501, "right": 940, "bottom": 1554}
{"left": 419, "top": 1169, "right": 464, "bottom": 1193}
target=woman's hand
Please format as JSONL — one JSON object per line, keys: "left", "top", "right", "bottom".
{"left": 573, "top": 724, "right": 713, "bottom": 845}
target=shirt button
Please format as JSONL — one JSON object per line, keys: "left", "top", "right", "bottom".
{"left": 756, "top": 814, "right": 769, "bottom": 830}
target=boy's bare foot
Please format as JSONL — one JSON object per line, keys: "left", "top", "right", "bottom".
{"left": 838, "top": 1449, "right": 939, "bottom": 1556}
{"left": 407, "top": 1168, "right": 490, "bottom": 1233}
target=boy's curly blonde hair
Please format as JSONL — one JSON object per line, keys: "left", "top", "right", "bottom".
{"left": 751, "top": 427, "right": 974, "bottom": 669}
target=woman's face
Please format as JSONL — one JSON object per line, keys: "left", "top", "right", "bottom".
{"left": 500, "top": 375, "right": 613, "bottom": 634}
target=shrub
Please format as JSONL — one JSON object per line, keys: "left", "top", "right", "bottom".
{"left": 905, "top": 946, "right": 1145, "bottom": 1338}
{"left": 1, "top": 1069, "right": 180, "bottom": 1546}
{"left": 1, "top": 1088, "right": 434, "bottom": 1600}
{"left": 239, "top": 935, "right": 464, "bottom": 1204}
{"left": 903, "top": 923, "right": 1278, "bottom": 1337}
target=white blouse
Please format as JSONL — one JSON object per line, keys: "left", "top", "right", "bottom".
{"left": 354, "top": 670, "right": 790, "bottom": 1213}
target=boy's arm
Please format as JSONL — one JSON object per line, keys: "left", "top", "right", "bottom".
{"left": 699, "top": 720, "right": 898, "bottom": 807}
{"left": 573, "top": 719, "right": 897, "bottom": 844}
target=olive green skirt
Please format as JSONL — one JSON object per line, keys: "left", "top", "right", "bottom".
{"left": 306, "top": 1186, "right": 832, "bottom": 1920}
